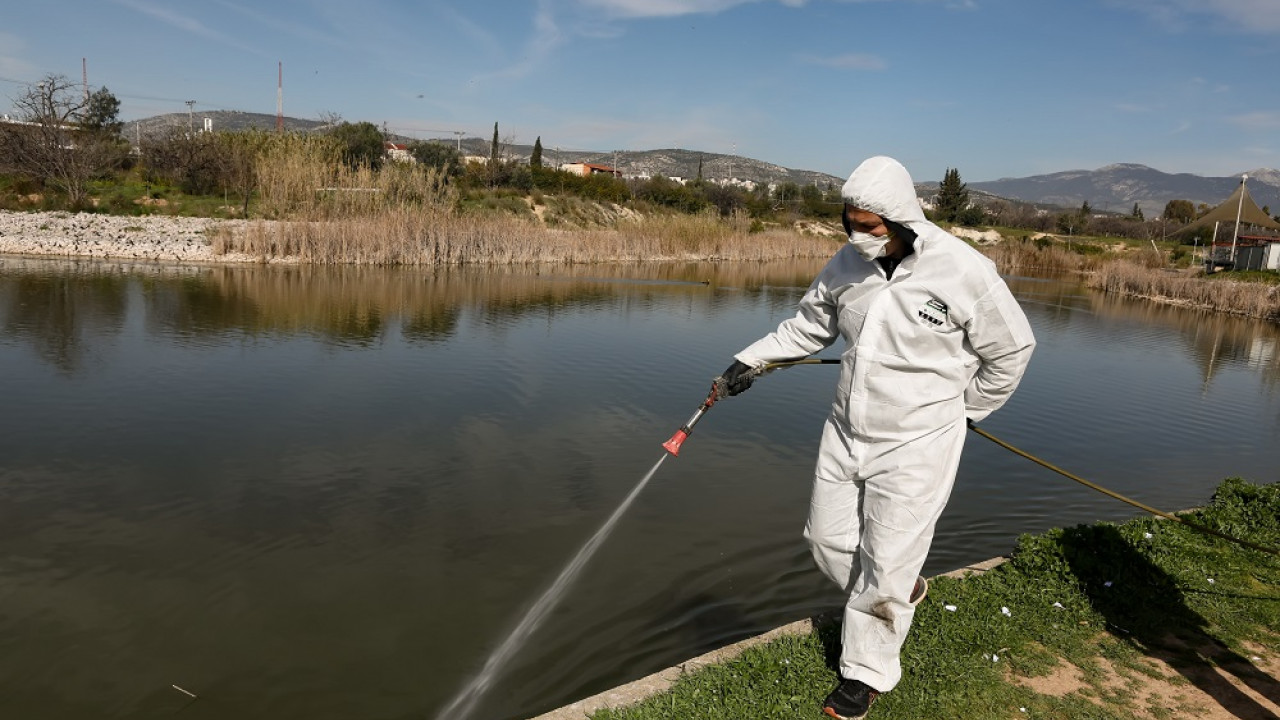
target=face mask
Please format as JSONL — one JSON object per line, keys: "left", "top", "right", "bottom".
{"left": 848, "top": 230, "right": 892, "bottom": 261}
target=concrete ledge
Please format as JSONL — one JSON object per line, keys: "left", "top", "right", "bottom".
{"left": 528, "top": 556, "right": 1009, "bottom": 719}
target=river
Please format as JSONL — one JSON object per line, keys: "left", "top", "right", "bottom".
{"left": 1, "top": 255, "right": 1277, "bottom": 719}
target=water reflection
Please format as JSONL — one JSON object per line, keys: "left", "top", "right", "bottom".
{"left": 0, "top": 269, "right": 128, "bottom": 372}
{"left": 1, "top": 258, "right": 825, "bottom": 358}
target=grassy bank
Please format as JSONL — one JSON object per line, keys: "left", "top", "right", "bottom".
{"left": 589, "top": 477, "right": 1280, "bottom": 720}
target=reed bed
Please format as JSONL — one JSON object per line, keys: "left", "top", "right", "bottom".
{"left": 1088, "top": 261, "right": 1280, "bottom": 322}
{"left": 213, "top": 210, "right": 840, "bottom": 265}
{"left": 980, "top": 241, "right": 1101, "bottom": 274}
{"left": 210, "top": 145, "right": 840, "bottom": 265}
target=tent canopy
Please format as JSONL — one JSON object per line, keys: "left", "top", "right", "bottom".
{"left": 1174, "top": 181, "right": 1280, "bottom": 237}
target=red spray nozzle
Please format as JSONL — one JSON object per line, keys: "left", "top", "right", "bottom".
{"left": 662, "top": 429, "right": 689, "bottom": 456}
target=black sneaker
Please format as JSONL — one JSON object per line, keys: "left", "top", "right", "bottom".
{"left": 823, "top": 678, "right": 879, "bottom": 719}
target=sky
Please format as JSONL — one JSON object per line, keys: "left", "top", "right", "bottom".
{"left": 2, "top": 0, "right": 1278, "bottom": 184}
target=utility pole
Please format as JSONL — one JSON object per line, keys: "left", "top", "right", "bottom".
{"left": 185, "top": 100, "right": 196, "bottom": 133}
{"left": 1230, "top": 174, "right": 1247, "bottom": 268}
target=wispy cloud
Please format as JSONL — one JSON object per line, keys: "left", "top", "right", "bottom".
{"left": 471, "top": 0, "right": 566, "bottom": 84}
{"left": 798, "top": 52, "right": 887, "bottom": 70}
{"left": 213, "top": 0, "right": 346, "bottom": 49}
{"left": 1229, "top": 111, "right": 1280, "bottom": 130}
{"left": 1107, "top": 0, "right": 1280, "bottom": 34}
{"left": 576, "top": 0, "right": 772, "bottom": 19}
{"left": 0, "top": 32, "right": 40, "bottom": 83}
{"left": 111, "top": 0, "right": 264, "bottom": 56}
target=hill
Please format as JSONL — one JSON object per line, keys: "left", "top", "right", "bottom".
{"left": 129, "top": 112, "right": 1280, "bottom": 217}
{"left": 971, "top": 163, "right": 1280, "bottom": 218}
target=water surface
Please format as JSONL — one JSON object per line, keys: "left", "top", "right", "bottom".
{"left": 1, "top": 256, "right": 1277, "bottom": 719}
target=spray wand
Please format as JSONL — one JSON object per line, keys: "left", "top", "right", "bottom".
{"left": 662, "top": 358, "right": 839, "bottom": 456}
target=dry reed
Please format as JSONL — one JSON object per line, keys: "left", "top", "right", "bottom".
{"left": 213, "top": 144, "right": 839, "bottom": 265}
{"left": 1088, "top": 261, "right": 1280, "bottom": 322}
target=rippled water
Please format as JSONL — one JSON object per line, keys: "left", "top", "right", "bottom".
{"left": 1, "top": 256, "right": 1277, "bottom": 720}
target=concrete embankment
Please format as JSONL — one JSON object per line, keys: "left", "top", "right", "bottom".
{"left": 528, "top": 557, "right": 1009, "bottom": 720}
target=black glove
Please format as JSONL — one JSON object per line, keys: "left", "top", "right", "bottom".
{"left": 718, "top": 360, "right": 756, "bottom": 398}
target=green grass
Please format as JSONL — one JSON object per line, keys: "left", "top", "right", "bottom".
{"left": 591, "top": 478, "right": 1280, "bottom": 720}
{"left": 1205, "top": 269, "right": 1280, "bottom": 285}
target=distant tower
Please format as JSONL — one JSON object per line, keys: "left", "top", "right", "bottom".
{"left": 276, "top": 61, "right": 283, "bottom": 132}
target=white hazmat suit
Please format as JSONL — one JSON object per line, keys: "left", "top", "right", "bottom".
{"left": 734, "top": 156, "right": 1035, "bottom": 692}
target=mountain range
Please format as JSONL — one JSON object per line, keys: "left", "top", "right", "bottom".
{"left": 136, "top": 111, "right": 1280, "bottom": 217}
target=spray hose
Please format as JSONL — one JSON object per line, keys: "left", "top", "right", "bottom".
{"left": 664, "top": 358, "right": 1279, "bottom": 557}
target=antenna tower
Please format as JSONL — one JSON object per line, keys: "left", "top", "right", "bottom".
{"left": 276, "top": 62, "right": 284, "bottom": 132}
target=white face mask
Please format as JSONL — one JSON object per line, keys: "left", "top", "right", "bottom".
{"left": 848, "top": 230, "right": 891, "bottom": 261}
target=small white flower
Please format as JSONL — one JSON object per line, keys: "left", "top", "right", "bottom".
{"left": 1144, "top": 532, "right": 1153, "bottom": 539}
{"left": 1001, "top": 606, "right": 1011, "bottom": 617}
{"left": 1020, "top": 708, "right": 1028, "bottom": 714}
{"left": 1104, "top": 581, "right": 1113, "bottom": 588}
{"left": 1052, "top": 602, "right": 1064, "bottom": 609}
{"left": 1207, "top": 578, "right": 1215, "bottom": 584}
{"left": 991, "top": 654, "right": 999, "bottom": 662}
{"left": 944, "top": 604, "right": 957, "bottom": 612}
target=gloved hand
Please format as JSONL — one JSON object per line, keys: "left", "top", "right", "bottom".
{"left": 718, "top": 360, "right": 757, "bottom": 398}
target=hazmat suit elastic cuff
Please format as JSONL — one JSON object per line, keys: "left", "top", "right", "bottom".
{"left": 732, "top": 352, "right": 769, "bottom": 370}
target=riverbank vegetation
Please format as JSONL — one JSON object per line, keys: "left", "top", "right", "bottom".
{"left": 590, "top": 477, "right": 1280, "bottom": 720}
{"left": 2, "top": 75, "right": 1276, "bottom": 302}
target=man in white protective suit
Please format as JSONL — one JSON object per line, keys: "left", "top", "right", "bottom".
{"left": 718, "top": 155, "right": 1036, "bottom": 719}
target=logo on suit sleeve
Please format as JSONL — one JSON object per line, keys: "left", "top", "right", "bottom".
{"left": 917, "top": 298, "right": 949, "bottom": 327}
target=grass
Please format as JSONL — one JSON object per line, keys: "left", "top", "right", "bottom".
{"left": 589, "top": 477, "right": 1280, "bottom": 720}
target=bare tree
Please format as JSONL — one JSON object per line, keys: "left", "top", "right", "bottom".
{"left": 0, "top": 74, "right": 124, "bottom": 207}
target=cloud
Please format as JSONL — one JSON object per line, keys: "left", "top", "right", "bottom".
{"left": 0, "top": 32, "right": 39, "bottom": 83}
{"left": 576, "top": 0, "right": 774, "bottom": 18}
{"left": 1229, "top": 111, "right": 1280, "bottom": 130}
{"left": 111, "top": 0, "right": 265, "bottom": 55}
{"left": 798, "top": 53, "right": 887, "bottom": 70}
{"left": 213, "top": 0, "right": 346, "bottom": 49}
{"left": 1107, "top": 0, "right": 1280, "bottom": 34}
{"left": 470, "top": 0, "right": 566, "bottom": 84}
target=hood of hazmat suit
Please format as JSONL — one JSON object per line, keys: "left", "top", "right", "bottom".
{"left": 840, "top": 155, "right": 929, "bottom": 229}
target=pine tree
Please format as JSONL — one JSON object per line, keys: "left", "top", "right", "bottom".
{"left": 489, "top": 122, "right": 499, "bottom": 164}
{"left": 1131, "top": 203, "right": 1144, "bottom": 221}
{"left": 531, "top": 136, "right": 543, "bottom": 168}
{"left": 935, "top": 168, "right": 970, "bottom": 223}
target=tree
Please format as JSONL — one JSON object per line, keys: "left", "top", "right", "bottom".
{"left": 409, "top": 140, "right": 463, "bottom": 179}
{"left": 1162, "top": 199, "right": 1195, "bottom": 223}
{"left": 329, "top": 121, "right": 385, "bottom": 170}
{"left": 0, "top": 74, "right": 124, "bottom": 207}
{"left": 489, "top": 122, "right": 499, "bottom": 165}
{"left": 80, "top": 87, "right": 123, "bottom": 134}
{"left": 531, "top": 136, "right": 542, "bottom": 168}
{"left": 934, "top": 167, "right": 971, "bottom": 223}
{"left": 1131, "top": 203, "right": 1144, "bottom": 221}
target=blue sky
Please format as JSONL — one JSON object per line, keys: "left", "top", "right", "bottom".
{"left": 2, "top": 0, "right": 1278, "bottom": 183}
